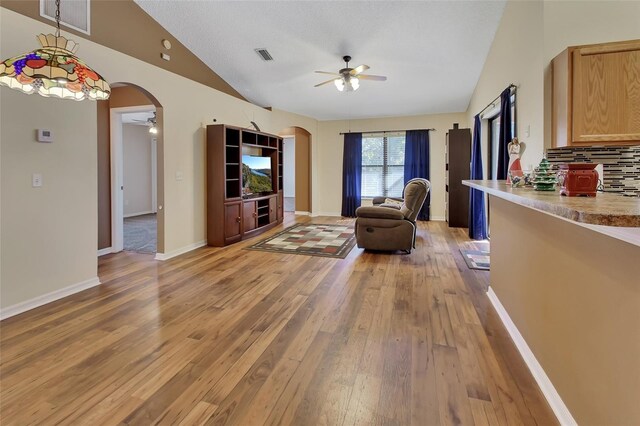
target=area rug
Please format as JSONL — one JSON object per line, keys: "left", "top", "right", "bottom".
{"left": 460, "top": 249, "right": 490, "bottom": 270}
{"left": 246, "top": 224, "right": 356, "bottom": 259}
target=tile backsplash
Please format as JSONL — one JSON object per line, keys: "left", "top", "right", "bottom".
{"left": 546, "top": 145, "right": 640, "bottom": 197}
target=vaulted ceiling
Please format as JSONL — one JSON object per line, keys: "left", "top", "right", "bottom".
{"left": 135, "top": 1, "right": 506, "bottom": 120}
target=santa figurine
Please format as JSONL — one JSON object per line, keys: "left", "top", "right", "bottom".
{"left": 507, "top": 137, "right": 524, "bottom": 184}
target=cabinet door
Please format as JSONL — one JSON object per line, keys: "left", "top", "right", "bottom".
{"left": 269, "top": 196, "right": 277, "bottom": 223}
{"left": 224, "top": 202, "right": 242, "bottom": 240}
{"left": 243, "top": 200, "right": 257, "bottom": 232}
{"left": 572, "top": 41, "right": 640, "bottom": 144}
{"left": 277, "top": 192, "right": 283, "bottom": 221}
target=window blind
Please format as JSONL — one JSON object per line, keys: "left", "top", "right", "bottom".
{"left": 362, "top": 132, "right": 406, "bottom": 198}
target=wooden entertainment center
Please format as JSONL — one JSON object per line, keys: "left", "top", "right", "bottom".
{"left": 206, "top": 124, "right": 284, "bottom": 247}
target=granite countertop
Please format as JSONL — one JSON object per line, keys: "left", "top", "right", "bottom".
{"left": 463, "top": 180, "right": 640, "bottom": 227}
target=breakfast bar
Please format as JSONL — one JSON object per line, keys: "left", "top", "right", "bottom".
{"left": 463, "top": 180, "right": 640, "bottom": 425}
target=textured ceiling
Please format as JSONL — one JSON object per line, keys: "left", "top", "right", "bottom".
{"left": 135, "top": 1, "right": 505, "bottom": 120}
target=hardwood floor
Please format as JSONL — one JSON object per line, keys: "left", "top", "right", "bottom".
{"left": 0, "top": 216, "right": 557, "bottom": 425}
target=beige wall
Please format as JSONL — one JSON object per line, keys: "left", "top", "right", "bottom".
{"left": 123, "top": 125, "right": 154, "bottom": 217}
{"left": 542, "top": 0, "right": 640, "bottom": 147}
{"left": 467, "top": 0, "right": 544, "bottom": 171}
{"left": 1, "top": 8, "right": 317, "bottom": 310}
{"left": 316, "top": 113, "right": 468, "bottom": 219}
{"left": 1, "top": 0, "right": 245, "bottom": 101}
{"left": 467, "top": 0, "right": 640, "bottom": 171}
{"left": 0, "top": 89, "right": 98, "bottom": 307}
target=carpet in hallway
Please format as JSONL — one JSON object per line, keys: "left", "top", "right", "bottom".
{"left": 124, "top": 213, "right": 157, "bottom": 254}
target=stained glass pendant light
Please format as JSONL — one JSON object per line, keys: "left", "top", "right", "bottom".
{"left": 0, "top": 0, "right": 110, "bottom": 101}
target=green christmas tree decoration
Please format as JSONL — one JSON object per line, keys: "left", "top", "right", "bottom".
{"left": 533, "top": 158, "right": 557, "bottom": 191}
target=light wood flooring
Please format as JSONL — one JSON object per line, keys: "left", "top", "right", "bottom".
{"left": 0, "top": 215, "right": 557, "bottom": 425}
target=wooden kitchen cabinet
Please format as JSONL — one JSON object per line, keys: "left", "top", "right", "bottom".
{"left": 552, "top": 39, "right": 640, "bottom": 147}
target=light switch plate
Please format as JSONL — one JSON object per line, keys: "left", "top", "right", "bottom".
{"left": 175, "top": 171, "right": 184, "bottom": 181}
{"left": 32, "top": 173, "right": 43, "bottom": 187}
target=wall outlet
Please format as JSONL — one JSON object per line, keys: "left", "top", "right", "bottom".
{"left": 32, "top": 173, "right": 42, "bottom": 187}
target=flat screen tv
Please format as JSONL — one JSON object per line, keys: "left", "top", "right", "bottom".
{"left": 242, "top": 155, "right": 273, "bottom": 196}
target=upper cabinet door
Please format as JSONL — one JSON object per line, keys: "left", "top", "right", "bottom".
{"left": 553, "top": 39, "right": 640, "bottom": 147}
{"left": 572, "top": 40, "right": 640, "bottom": 144}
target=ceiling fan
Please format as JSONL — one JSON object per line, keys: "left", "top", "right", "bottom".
{"left": 314, "top": 56, "right": 387, "bottom": 92}
{"left": 132, "top": 111, "right": 158, "bottom": 134}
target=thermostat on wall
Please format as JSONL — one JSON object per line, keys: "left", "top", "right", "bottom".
{"left": 36, "top": 129, "right": 53, "bottom": 143}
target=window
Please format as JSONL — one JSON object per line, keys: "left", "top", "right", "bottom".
{"left": 362, "top": 132, "right": 405, "bottom": 198}
{"left": 487, "top": 95, "right": 516, "bottom": 179}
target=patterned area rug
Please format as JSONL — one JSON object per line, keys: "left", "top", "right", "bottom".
{"left": 246, "top": 224, "right": 356, "bottom": 259}
{"left": 460, "top": 249, "right": 490, "bottom": 270}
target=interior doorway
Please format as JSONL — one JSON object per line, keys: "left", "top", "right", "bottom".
{"left": 97, "top": 82, "right": 165, "bottom": 257}
{"left": 283, "top": 137, "right": 295, "bottom": 212}
{"left": 120, "top": 109, "right": 158, "bottom": 253}
{"left": 278, "top": 127, "right": 312, "bottom": 215}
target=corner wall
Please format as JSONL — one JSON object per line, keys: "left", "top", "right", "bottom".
{"left": 542, "top": 0, "right": 640, "bottom": 148}
{"left": 0, "top": 89, "right": 98, "bottom": 309}
{"left": 316, "top": 113, "right": 468, "bottom": 219}
{"left": 466, "top": 0, "right": 544, "bottom": 171}
{"left": 467, "top": 0, "right": 640, "bottom": 170}
{"left": 0, "top": 8, "right": 317, "bottom": 311}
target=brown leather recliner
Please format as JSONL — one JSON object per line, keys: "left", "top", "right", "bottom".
{"left": 355, "top": 178, "right": 430, "bottom": 253}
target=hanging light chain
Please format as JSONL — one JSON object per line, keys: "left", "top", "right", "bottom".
{"left": 55, "top": 0, "right": 61, "bottom": 37}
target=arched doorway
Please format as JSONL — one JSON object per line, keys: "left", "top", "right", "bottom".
{"left": 278, "top": 126, "right": 312, "bottom": 214}
{"left": 97, "top": 83, "right": 165, "bottom": 256}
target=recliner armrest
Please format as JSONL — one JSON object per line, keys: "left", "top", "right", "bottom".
{"left": 372, "top": 196, "right": 403, "bottom": 206}
{"left": 356, "top": 206, "right": 405, "bottom": 220}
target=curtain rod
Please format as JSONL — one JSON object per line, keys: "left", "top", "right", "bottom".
{"left": 339, "top": 128, "right": 435, "bottom": 135}
{"left": 477, "top": 83, "right": 517, "bottom": 116}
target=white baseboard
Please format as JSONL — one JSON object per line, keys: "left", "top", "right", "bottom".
{"left": 155, "top": 240, "right": 206, "bottom": 261}
{"left": 0, "top": 277, "right": 101, "bottom": 321}
{"left": 97, "top": 247, "right": 112, "bottom": 257}
{"left": 124, "top": 210, "right": 155, "bottom": 218}
{"left": 294, "top": 211, "right": 310, "bottom": 216}
{"left": 310, "top": 211, "right": 341, "bottom": 217}
{"left": 430, "top": 215, "right": 446, "bottom": 221}
{"left": 487, "top": 287, "right": 577, "bottom": 426}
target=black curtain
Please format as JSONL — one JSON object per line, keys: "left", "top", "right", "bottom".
{"left": 469, "top": 115, "right": 488, "bottom": 240}
{"left": 341, "top": 133, "right": 362, "bottom": 217}
{"left": 404, "top": 130, "right": 430, "bottom": 220}
{"left": 496, "top": 87, "right": 512, "bottom": 180}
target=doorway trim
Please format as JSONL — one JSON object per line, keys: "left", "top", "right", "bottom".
{"left": 109, "top": 104, "right": 156, "bottom": 253}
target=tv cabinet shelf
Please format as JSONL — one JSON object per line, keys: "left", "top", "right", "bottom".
{"left": 206, "top": 124, "right": 284, "bottom": 247}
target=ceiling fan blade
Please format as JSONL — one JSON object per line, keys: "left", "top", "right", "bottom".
{"left": 350, "top": 64, "right": 370, "bottom": 75}
{"left": 314, "top": 78, "right": 340, "bottom": 87}
{"left": 357, "top": 74, "right": 387, "bottom": 81}
{"left": 315, "top": 71, "right": 341, "bottom": 76}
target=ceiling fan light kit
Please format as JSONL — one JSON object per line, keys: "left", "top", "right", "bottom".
{"left": 315, "top": 55, "right": 386, "bottom": 92}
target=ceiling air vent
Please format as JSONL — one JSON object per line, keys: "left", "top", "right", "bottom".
{"left": 40, "top": 0, "right": 90, "bottom": 35}
{"left": 255, "top": 48, "right": 274, "bottom": 61}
